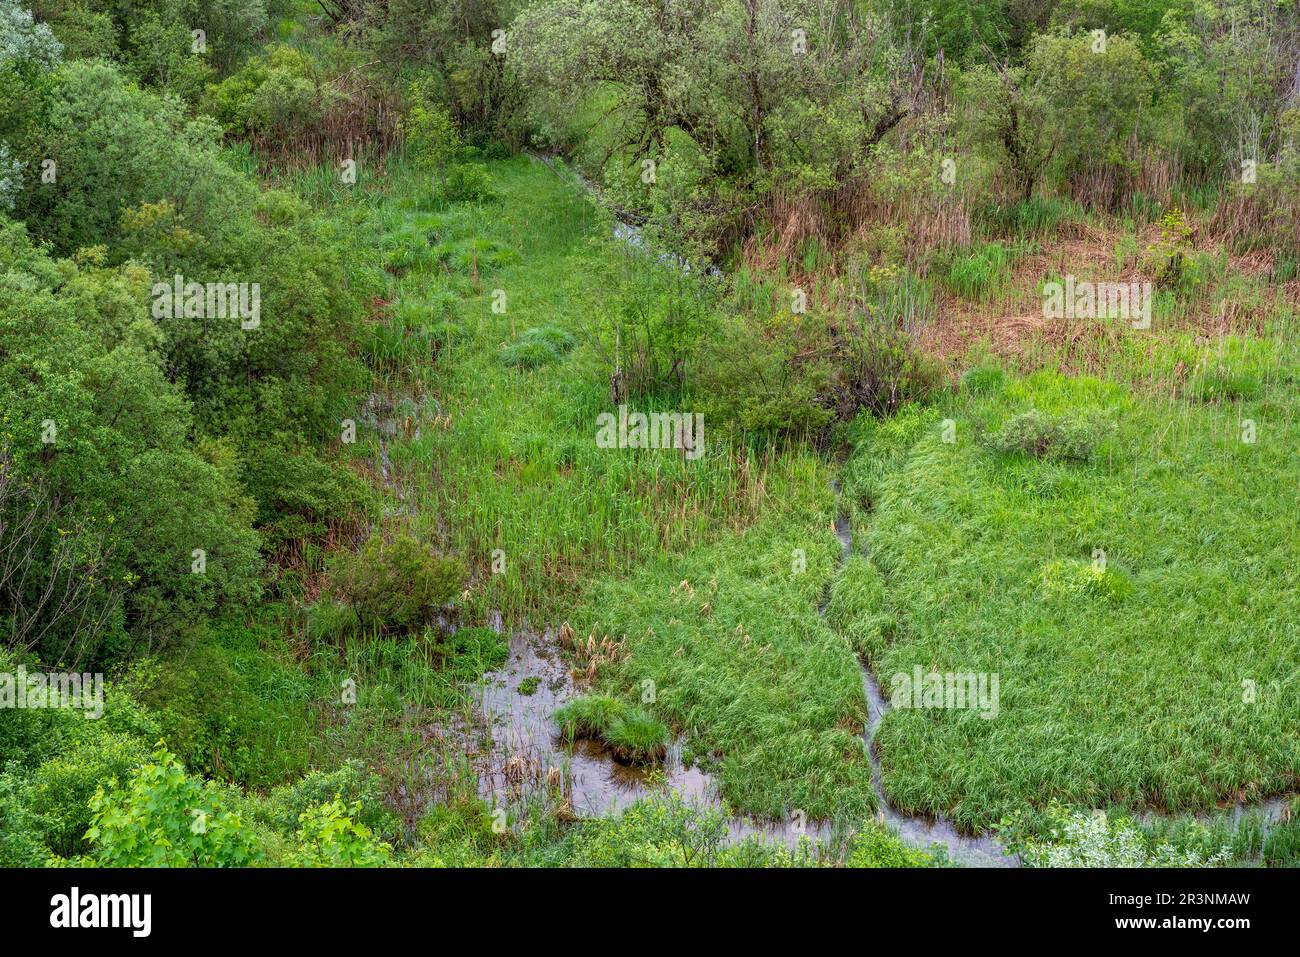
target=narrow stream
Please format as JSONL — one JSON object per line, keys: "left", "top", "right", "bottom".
{"left": 831, "top": 505, "right": 1019, "bottom": 867}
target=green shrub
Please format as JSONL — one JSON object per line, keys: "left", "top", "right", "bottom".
{"left": 441, "top": 163, "right": 497, "bottom": 203}
{"left": 698, "top": 313, "right": 835, "bottom": 439}
{"left": 0, "top": 229, "right": 264, "bottom": 663}
{"left": 400, "top": 83, "right": 462, "bottom": 169}
{"left": 242, "top": 444, "right": 370, "bottom": 550}
{"left": 204, "top": 45, "right": 339, "bottom": 145}
{"left": 25, "top": 731, "right": 150, "bottom": 857}
{"left": 137, "top": 637, "right": 314, "bottom": 789}
{"left": 264, "top": 761, "right": 400, "bottom": 845}
{"left": 85, "top": 748, "right": 263, "bottom": 867}
{"left": 0, "top": 768, "right": 51, "bottom": 866}
{"left": 603, "top": 262, "right": 719, "bottom": 400}
{"left": 846, "top": 819, "right": 934, "bottom": 867}
{"left": 1006, "top": 804, "right": 1230, "bottom": 868}
{"left": 285, "top": 797, "right": 393, "bottom": 867}
{"left": 1149, "top": 207, "right": 1195, "bottom": 291}
{"left": 987, "top": 409, "right": 1105, "bottom": 463}
{"left": 828, "top": 321, "right": 944, "bottom": 419}
{"left": 331, "top": 532, "right": 465, "bottom": 634}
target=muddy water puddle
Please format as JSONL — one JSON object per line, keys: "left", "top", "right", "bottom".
{"left": 474, "top": 626, "right": 708, "bottom": 817}
{"left": 474, "top": 625, "right": 836, "bottom": 849}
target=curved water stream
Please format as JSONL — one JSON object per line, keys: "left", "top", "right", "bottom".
{"left": 830, "top": 503, "right": 1019, "bottom": 867}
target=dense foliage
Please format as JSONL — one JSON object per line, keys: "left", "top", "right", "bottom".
{"left": 2, "top": 0, "right": 1298, "bottom": 871}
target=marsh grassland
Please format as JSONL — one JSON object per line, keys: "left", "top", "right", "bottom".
{"left": 4, "top": 0, "right": 1300, "bottom": 870}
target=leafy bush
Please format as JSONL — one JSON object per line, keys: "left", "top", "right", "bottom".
{"left": 826, "top": 320, "right": 944, "bottom": 419}
{"left": 330, "top": 532, "right": 465, "bottom": 634}
{"left": 987, "top": 409, "right": 1106, "bottom": 463}
{"left": 698, "top": 313, "right": 835, "bottom": 439}
{"left": 25, "top": 731, "right": 150, "bottom": 858}
{"left": 241, "top": 444, "right": 370, "bottom": 550}
{"left": 1006, "top": 805, "right": 1231, "bottom": 868}
{"left": 0, "top": 142, "right": 21, "bottom": 211}
{"left": 846, "top": 819, "right": 934, "bottom": 867}
{"left": 85, "top": 748, "right": 263, "bottom": 867}
{"left": 136, "top": 636, "right": 315, "bottom": 789}
{"left": 441, "top": 163, "right": 496, "bottom": 203}
{"left": 400, "top": 82, "right": 463, "bottom": 169}
{"left": 0, "top": 767, "right": 51, "bottom": 866}
{"left": 1149, "top": 207, "right": 1195, "bottom": 291}
{"left": 286, "top": 798, "right": 393, "bottom": 867}
{"left": 603, "top": 261, "right": 719, "bottom": 400}
{"left": 0, "top": 224, "right": 263, "bottom": 664}
{"left": 206, "top": 45, "right": 338, "bottom": 144}
{"left": 264, "top": 761, "right": 400, "bottom": 846}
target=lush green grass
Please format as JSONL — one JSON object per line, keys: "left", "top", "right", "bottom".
{"left": 573, "top": 478, "right": 876, "bottom": 821}
{"left": 834, "top": 359, "right": 1300, "bottom": 831}
{"left": 941, "top": 241, "right": 1022, "bottom": 300}
{"left": 554, "top": 694, "right": 626, "bottom": 741}
{"left": 345, "top": 153, "right": 878, "bottom": 827}
{"left": 555, "top": 695, "right": 669, "bottom": 764}
{"left": 360, "top": 156, "right": 807, "bottom": 622}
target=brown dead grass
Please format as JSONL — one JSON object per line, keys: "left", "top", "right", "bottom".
{"left": 920, "top": 219, "right": 1298, "bottom": 376}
